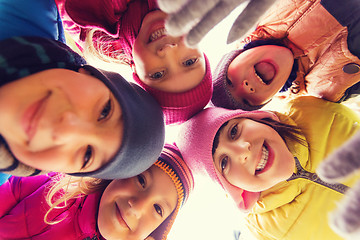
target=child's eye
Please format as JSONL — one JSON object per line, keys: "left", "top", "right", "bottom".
{"left": 98, "top": 99, "right": 113, "bottom": 121}
{"left": 149, "top": 71, "right": 165, "bottom": 80}
{"left": 230, "top": 125, "right": 238, "bottom": 139}
{"left": 220, "top": 156, "right": 228, "bottom": 173}
{"left": 154, "top": 204, "right": 163, "bottom": 217}
{"left": 82, "top": 145, "right": 93, "bottom": 169}
{"left": 183, "top": 58, "right": 198, "bottom": 67}
{"left": 226, "top": 77, "right": 233, "bottom": 87}
{"left": 137, "top": 174, "right": 146, "bottom": 188}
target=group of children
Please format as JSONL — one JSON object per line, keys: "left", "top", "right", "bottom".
{"left": 1, "top": 0, "right": 360, "bottom": 239}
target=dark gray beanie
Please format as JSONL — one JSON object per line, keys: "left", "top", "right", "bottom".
{"left": 211, "top": 49, "right": 267, "bottom": 111}
{"left": 69, "top": 65, "right": 165, "bottom": 180}
{"left": 0, "top": 36, "right": 165, "bottom": 180}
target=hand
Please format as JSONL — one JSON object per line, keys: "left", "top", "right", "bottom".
{"left": 317, "top": 130, "right": 360, "bottom": 240}
{"left": 157, "top": 0, "right": 277, "bottom": 46}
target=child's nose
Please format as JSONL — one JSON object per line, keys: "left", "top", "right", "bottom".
{"left": 156, "top": 43, "right": 178, "bottom": 57}
{"left": 235, "top": 141, "right": 251, "bottom": 164}
{"left": 53, "top": 110, "right": 94, "bottom": 143}
{"left": 240, "top": 80, "right": 255, "bottom": 94}
{"left": 127, "top": 197, "right": 148, "bottom": 219}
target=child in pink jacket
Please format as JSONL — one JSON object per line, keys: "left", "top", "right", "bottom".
{"left": 56, "top": 0, "right": 213, "bottom": 125}
{"left": 0, "top": 144, "right": 193, "bottom": 240}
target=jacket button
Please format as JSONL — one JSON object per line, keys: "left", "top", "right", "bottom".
{"left": 343, "top": 63, "right": 360, "bottom": 74}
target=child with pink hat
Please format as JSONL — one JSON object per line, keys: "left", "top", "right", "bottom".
{"left": 176, "top": 96, "right": 360, "bottom": 239}
{"left": 55, "top": 0, "right": 212, "bottom": 125}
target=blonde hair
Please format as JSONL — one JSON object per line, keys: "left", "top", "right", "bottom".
{"left": 83, "top": 29, "right": 132, "bottom": 66}
{"left": 44, "top": 173, "right": 110, "bottom": 225}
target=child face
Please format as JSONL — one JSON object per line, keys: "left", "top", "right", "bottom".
{"left": 212, "top": 118, "right": 294, "bottom": 192}
{"left": 133, "top": 10, "right": 206, "bottom": 93}
{"left": 98, "top": 165, "right": 178, "bottom": 240}
{"left": 227, "top": 45, "right": 294, "bottom": 106}
{"left": 0, "top": 68, "right": 123, "bottom": 173}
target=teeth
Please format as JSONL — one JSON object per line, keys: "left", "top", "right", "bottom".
{"left": 256, "top": 145, "right": 269, "bottom": 172}
{"left": 149, "top": 28, "right": 166, "bottom": 42}
{"left": 255, "top": 70, "right": 266, "bottom": 85}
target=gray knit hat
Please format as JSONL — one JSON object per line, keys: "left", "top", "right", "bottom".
{"left": 211, "top": 49, "right": 267, "bottom": 111}
{"left": 69, "top": 65, "right": 165, "bottom": 180}
{"left": 0, "top": 36, "right": 165, "bottom": 180}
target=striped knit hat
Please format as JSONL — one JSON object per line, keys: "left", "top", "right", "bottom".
{"left": 150, "top": 143, "right": 194, "bottom": 240}
{"left": 133, "top": 54, "right": 212, "bottom": 125}
{"left": 176, "top": 107, "right": 278, "bottom": 211}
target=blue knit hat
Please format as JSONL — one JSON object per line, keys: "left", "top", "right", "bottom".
{"left": 0, "top": 36, "right": 165, "bottom": 179}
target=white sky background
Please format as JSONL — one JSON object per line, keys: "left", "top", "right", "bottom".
{"left": 165, "top": 3, "right": 258, "bottom": 240}
{"left": 87, "top": 2, "right": 259, "bottom": 239}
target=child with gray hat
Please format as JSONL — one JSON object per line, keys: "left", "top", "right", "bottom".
{"left": 0, "top": 0, "right": 165, "bottom": 180}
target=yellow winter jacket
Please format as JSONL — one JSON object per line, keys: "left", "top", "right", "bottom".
{"left": 245, "top": 96, "right": 360, "bottom": 239}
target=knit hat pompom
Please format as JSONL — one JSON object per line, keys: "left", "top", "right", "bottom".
{"left": 176, "top": 107, "right": 278, "bottom": 210}
{"left": 150, "top": 143, "right": 194, "bottom": 240}
{"left": 133, "top": 54, "right": 212, "bottom": 125}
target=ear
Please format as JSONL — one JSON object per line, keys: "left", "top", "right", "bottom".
{"left": 77, "top": 67, "right": 92, "bottom": 75}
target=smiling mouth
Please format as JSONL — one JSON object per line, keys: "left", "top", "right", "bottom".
{"left": 149, "top": 28, "right": 166, "bottom": 43}
{"left": 255, "top": 145, "right": 269, "bottom": 173}
{"left": 254, "top": 62, "right": 276, "bottom": 85}
{"left": 115, "top": 203, "right": 130, "bottom": 230}
{"left": 22, "top": 92, "right": 51, "bottom": 142}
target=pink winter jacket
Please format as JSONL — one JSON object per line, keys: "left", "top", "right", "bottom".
{"left": 0, "top": 173, "right": 104, "bottom": 240}
{"left": 243, "top": 0, "right": 360, "bottom": 102}
{"left": 55, "top": 0, "right": 158, "bottom": 61}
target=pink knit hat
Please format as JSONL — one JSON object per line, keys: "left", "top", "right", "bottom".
{"left": 176, "top": 107, "right": 279, "bottom": 211}
{"left": 133, "top": 54, "right": 212, "bottom": 125}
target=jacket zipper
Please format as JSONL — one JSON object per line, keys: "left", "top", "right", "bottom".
{"left": 287, "top": 157, "right": 349, "bottom": 194}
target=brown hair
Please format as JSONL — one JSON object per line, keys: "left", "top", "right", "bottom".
{"left": 212, "top": 117, "right": 305, "bottom": 155}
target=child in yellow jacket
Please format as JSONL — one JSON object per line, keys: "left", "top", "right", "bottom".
{"left": 176, "top": 96, "right": 360, "bottom": 239}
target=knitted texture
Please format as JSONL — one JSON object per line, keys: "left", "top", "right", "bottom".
{"left": 0, "top": 36, "right": 165, "bottom": 179}
{"left": 150, "top": 143, "right": 194, "bottom": 240}
{"left": 212, "top": 39, "right": 298, "bottom": 110}
{"left": 0, "top": 36, "right": 85, "bottom": 176}
{"left": 69, "top": 65, "right": 165, "bottom": 179}
{"left": 157, "top": 0, "right": 277, "bottom": 46}
{"left": 133, "top": 54, "right": 212, "bottom": 125}
{"left": 176, "top": 107, "right": 278, "bottom": 210}
{"left": 317, "top": 130, "right": 360, "bottom": 240}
